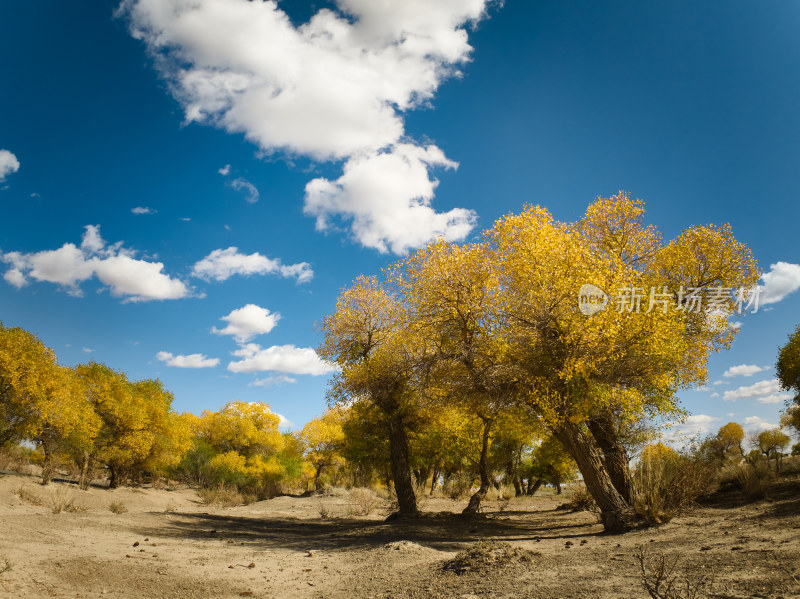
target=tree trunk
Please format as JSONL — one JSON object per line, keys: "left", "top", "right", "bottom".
{"left": 554, "top": 479, "right": 562, "bottom": 494}
{"left": 109, "top": 464, "right": 120, "bottom": 489}
{"left": 527, "top": 476, "right": 543, "bottom": 496}
{"left": 430, "top": 465, "right": 440, "bottom": 496}
{"left": 40, "top": 447, "right": 54, "bottom": 486}
{"left": 553, "top": 420, "right": 632, "bottom": 533}
{"left": 511, "top": 474, "right": 522, "bottom": 497}
{"left": 78, "top": 451, "right": 93, "bottom": 491}
{"left": 463, "top": 417, "right": 493, "bottom": 515}
{"left": 588, "top": 411, "right": 633, "bottom": 503}
{"left": 314, "top": 463, "right": 324, "bottom": 491}
{"left": 387, "top": 413, "right": 418, "bottom": 516}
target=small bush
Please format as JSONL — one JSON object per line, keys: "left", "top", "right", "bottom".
{"left": 50, "top": 485, "right": 85, "bottom": 514}
{"left": 442, "top": 473, "right": 472, "bottom": 500}
{"left": 197, "top": 485, "right": 245, "bottom": 507}
{"left": 316, "top": 501, "right": 331, "bottom": 519}
{"left": 164, "top": 500, "right": 178, "bottom": 513}
{"left": 733, "top": 462, "right": 774, "bottom": 499}
{"left": 636, "top": 545, "right": 710, "bottom": 599}
{"left": 561, "top": 485, "right": 599, "bottom": 514}
{"left": 108, "top": 501, "right": 128, "bottom": 514}
{"left": 0, "top": 555, "right": 10, "bottom": 575}
{"left": 348, "top": 487, "right": 380, "bottom": 516}
{"left": 632, "top": 444, "right": 714, "bottom": 525}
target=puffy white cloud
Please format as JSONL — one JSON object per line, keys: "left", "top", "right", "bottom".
{"left": 742, "top": 415, "right": 778, "bottom": 434}
{"left": 665, "top": 414, "right": 719, "bottom": 443}
{"left": 756, "top": 393, "right": 792, "bottom": 405}
{"left": 304, "top": 143, "right": 476, "bottom": 253}
{"left": 760, "top": 261, "right": 800, "bottom": 305}
{"left": 0, "top": 225, "right": 192, "bottom": 301}
{"left": 227, "top": 343, "right": 339, "bottom": 375}
{"left": 722, "top": 379, "right": 782, "bottom": 402}
{"left": 0, "top": 149, "right": 20, "bottom": 182}
{"left": 212, "top": 304, "right": 280, "bottom": 343}
{"left": 131, "top": 206, "right": 157, "bottom": 214}
{"left": 218, "top": 164, "right": 231, "bottom": 176}
{"left": 94, "top": 255, "right": 191, "bottom": 301}
{"left": 157, "top": 351, "right": 220, "bottom": 368}
{"left": 191, "top": 247, "right": 313, "bottom": 283}
{"left": 723, "top": 364, "right": 767, "bottom": 378}
{"left": 119, "top": 0, "right": 492, "bottom": 252}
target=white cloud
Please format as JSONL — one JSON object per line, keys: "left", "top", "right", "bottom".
{"left": 82, "top": 347, "right": 94, "bottom": 354}
{"left": 722, "top": 379, "right": 782, "bottom": 402}
{"left": 710, "top": 392, "right": 720, "bottom": 398}
{"left": 0, "top": 149, "right": 20, "bottom": 181}
{"left": 742, "top": 415, "right": 778, "bottom": 434}
{"left": 665, "top": 414, "right": 719, "bottom": 443}
{"left": 131, "top": 206, "right": 157, "bottom": 215}
{"left": 712, "top": 380, "right": 727, "bottom": 386}
{"left": 229, "top": 177, "right": 259, "bottom": 203}
{"left": 192, "top": 247, "right": 313, "bottom": 283}
{"left": 157, "top": 351, "right": 220, "bottom": 368}
{"left": 218, "top": 164, "right": 231, "bottom": 176}
{"left": 251, "top": 374, "right": 297, "bottom": 387}
{"left": 304, "top": 143, "right": 476, "bottom": 253}
{"left": 0, "top": 225, "right": 192, "bottom": 301}
{"left": 227, "top": 343, "right": 339, "bottom": 375}
{"left": 723, "top": 364, "right": 767, "bottom": 378}
{"left": 119, "top": 0, "right": 492, "bottom": 253}
{"left": 756, "top": 392, "right": 792, "bottom": 405}
{"left": 212, "top": 304, "right": 280, "bottom": 343}
{"left": 760, "top": 261, "right": 800, "bottom": 305}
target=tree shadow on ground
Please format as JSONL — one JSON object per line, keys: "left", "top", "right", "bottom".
{"left": 134, "top": 507, "right": 604, "bottom": 553}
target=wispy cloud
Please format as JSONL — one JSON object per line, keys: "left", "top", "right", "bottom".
{"left": 131, "top": 206, "right": 157, "bottom": 215}
{"left": 156, "top": 351, "right": 219, "bottom": 368}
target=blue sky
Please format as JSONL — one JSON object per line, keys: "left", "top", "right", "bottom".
{"left": 1, "top": 0, "right": 799, "bottom": 439}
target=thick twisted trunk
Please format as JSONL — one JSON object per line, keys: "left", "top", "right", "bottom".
{"left": 553, "top": 420, "right": 632, "bottom": 533}
{"left": 588, "top": 411, "right": 633, "bottom": 503}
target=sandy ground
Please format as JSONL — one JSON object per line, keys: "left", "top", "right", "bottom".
{"left": 0, "top": 472, "right": 798, "bottom": 599}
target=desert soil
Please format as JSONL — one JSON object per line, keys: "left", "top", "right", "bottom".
{"left": 0, "top": 472, "right": 798, "bottom": 599}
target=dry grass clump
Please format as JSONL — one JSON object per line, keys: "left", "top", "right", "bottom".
{"left": 49, "top": 484, "right": 86, "bottom": 514}
{"left": 720, "top": 462, "right": 774, "bottom": 499}
{"left": 442, "top": 540, "right": 539, "bottom": 575}
{"left": 347, "top": 487, "right": 380, "bottom": 516}
{"left": 559, "top": 485, "right": 599, "bottom": 514}
{"left": 108, "top": 501, "right": 128, "bottom": 514}
{"left": 196, "top": 485, "right": 246, "bottom": 507}
{"left": 632, "top": 446, "right": 715, "bottom": 525}
{"left": 0, "top": 555, "right": 11, "bottom": 575}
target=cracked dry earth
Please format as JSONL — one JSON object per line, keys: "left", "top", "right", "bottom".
{"left": 0, "top": 473, "right": 798, "bottom": 599}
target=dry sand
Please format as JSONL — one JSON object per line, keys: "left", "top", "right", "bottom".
{"left": 0, "top": 472, "right": 798, "bottom": 598}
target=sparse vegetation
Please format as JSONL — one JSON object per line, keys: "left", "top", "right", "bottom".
{"left": 196, "top": 485, "right": 246, "bottom": 507}
{"left": 347, "top": 487, "right": 380, "bottom": 516}
{"left": 108, "top": 501, "right": 128, "bottom": 514}
{"left": 636, "top": 546, "right": 710, "bottom": 599}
